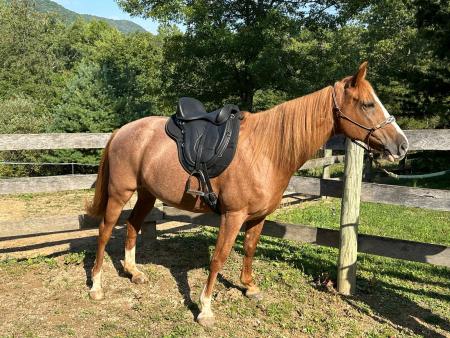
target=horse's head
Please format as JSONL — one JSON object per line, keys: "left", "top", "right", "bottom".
{"left": 333, "top": 62, "right": 409, "bottom": 161}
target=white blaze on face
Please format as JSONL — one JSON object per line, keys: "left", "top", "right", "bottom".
{"left": 371, "top": 90, "right": 408, "bottom": 141}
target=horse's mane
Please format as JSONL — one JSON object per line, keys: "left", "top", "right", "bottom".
{"left": 247, "top": 86, "right": 335, "bottom": 170}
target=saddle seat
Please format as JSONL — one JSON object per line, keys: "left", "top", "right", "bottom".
{"left": 166, "top": 97, "right": 242, "bottom": 213}
{"left": 176, "top": 97, "right": 235, "bottom": 124}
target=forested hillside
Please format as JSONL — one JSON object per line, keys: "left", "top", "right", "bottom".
{"left": 34, "top": 0, "right": 145, "bottom": 33}
{"left": 0, "top": 0, "right": 449, "bottom": 176}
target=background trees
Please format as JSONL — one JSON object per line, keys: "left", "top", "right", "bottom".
{"left": 118, "top": 0, "right": 449, "bottom": 126}
{"left": 0, "top": 0, "right": 449, "bottom": 176}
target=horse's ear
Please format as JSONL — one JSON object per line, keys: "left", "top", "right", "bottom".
{"left": 351, "top": 61, "right": 368, "bottom": 87}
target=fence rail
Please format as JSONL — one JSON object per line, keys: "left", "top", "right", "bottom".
{"left": 164, "top": 207, "right": 450, "bottom": 268}
{"left": 1, "top": 129, "right": 449, "bottom": 151}
{"left": 2, "top": 174, "right": 449, "bottom": 211}
{"left": 1, "top": 130, "right": 449, "bottom": 294}
{"left": 325, "top": 129, "right": 450, "bottom": 151}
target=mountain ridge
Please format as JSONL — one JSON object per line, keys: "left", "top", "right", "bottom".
{"left": 34, "top": 0, "right": 147, "bottom": 34}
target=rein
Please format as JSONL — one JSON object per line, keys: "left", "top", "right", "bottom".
{"left": 331, "top": 84, "right": 395, "bottom": 155}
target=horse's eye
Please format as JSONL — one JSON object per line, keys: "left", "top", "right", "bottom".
{"left": 361, "top": 102, "right": 375, "bottom": 110}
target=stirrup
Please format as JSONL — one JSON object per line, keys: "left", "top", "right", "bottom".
{"left": 185, "top": 171, "right": 206, "bottom": 196}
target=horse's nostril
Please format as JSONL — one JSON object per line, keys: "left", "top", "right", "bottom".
{"left": 399, "top": 141, "right": 408, "bottom": 154}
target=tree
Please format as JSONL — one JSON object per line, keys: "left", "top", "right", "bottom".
{"left": 0, "top": 0, "right": 63, "bottom": 107}
{"left": 117, "top": 0, "right": 352, "bottom": 111}
{"left": 95, "top": 31, "right": 167, "bottom": 120}
{"left": 414, "top": 0, "right": 450, "bottom": 127}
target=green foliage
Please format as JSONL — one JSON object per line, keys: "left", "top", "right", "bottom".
{"left": 0, "top": 96, "right": 49, "bottom": 134}
{"left": 271, "top": 199, "right": 450, "bottom": 246}
{"left": 0, "top": 1, "right": 167, "bottom": 177}
{"left": 120, "top": 0, "right": 449, "bottom": 125}
{"left": 125, "top": 0, "right": 357, "bottom": 111}
{"left": 1, "top": 0, "right": 449, "bottom": 178}
{"left": 63, "top": 251, "right": 86, "bottom": 265}
{"left": 53, "top": 61, "right": 117, "bottom": 133}
{"left": 0, "top": 0, "right": 64, "bottom": 106}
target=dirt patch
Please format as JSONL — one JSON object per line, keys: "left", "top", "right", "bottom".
{"left": 0, "top": 190, "right": 139, "bottom": 223}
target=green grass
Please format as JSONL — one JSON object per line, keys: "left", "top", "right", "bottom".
{"left": 264, "top": 200, "right": 450, "bottom": 335}
{"left": 271, "top": 198, "right": 450, "bottom": 246}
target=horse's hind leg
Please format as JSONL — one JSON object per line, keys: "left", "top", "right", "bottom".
{"left": 240, "top": 218, "right": 265, "bottom": 300}
{"left": 90, "top": 191, "right": 133, "bottom": 300}
{"left": 121, "top": 189, "right": 156, "bottom": 284}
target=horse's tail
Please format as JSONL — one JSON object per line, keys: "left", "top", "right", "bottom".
{"left": 86, "top": 131, "right": 117, "bottom": 218}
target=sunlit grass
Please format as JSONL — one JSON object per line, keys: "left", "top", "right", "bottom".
{"left": 271, "top": 198, "right": 450, "bottom": 246}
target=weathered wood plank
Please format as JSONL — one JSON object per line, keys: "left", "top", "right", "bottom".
{"left": 162, "top": 207, "right": 450, "bottom": 267}
{"left": 321, "top": 149, "right": 333, "bottom": 200}
{"left": 0, "top": 129, "right": 448, "bottom": 151}
{"left": 0, "top": 174, "right": 97, "bottom": 194}
{"left": 338, "top": 138, "right": 364, "bottom": 295}
{"left": 0, "top": 208, "right": 163, "bottom": 238}
{"left": 0, "top": 133, "right": 111, "bottom": 150}
{"left": 3, "top": 174, "right": 449, "bottom": 211}
{"left": 287, "top": 176, "right": 450, "bottom": 211}
{"left": 326, "top": 129, "right": 450, "bottom": 151}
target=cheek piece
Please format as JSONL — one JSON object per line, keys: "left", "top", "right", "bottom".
{"left": 332, "top": 83, "right": 395, "bottom": 156}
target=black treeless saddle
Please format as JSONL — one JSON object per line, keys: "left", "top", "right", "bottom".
{"left": 165, "top": 97, "right": 242, "bottom": 213}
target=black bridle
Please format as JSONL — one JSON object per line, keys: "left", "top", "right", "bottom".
{"left": 332, "top": 83, "right": 396, "bottom": 155}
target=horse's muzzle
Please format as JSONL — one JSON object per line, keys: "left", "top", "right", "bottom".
{"left": 384, "top": 134, "right": 409, "bottom": 162}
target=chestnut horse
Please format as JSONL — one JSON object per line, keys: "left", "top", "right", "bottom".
{"left": 87, "top": 62, "right": 408, "bottom": 326}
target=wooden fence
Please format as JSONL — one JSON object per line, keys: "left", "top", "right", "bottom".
{"left": 1, "top": 130, "right": 449, "bottom": 295}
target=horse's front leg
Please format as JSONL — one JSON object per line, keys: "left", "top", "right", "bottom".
{"left": 197, "top": 211, "right": 247, "bottom": 327}
{"left": 240, "top": 217, "right": 265, "bottom": 300}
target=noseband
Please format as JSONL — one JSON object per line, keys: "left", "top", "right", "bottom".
{"left": 332, "top": 84, "right": 395, "bottom": 154}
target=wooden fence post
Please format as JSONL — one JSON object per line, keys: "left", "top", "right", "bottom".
{"left": 322, "top": 148, "right": 333, "bottom": 179}
{"left": 337, "top": 138, "right": 364, "bottom": 295}
{"left": 322, "top": 148, "right": 332, "bottom": 200}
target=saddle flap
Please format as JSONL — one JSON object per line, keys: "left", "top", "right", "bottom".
{"left": 165, "top": 99, "right": 241, "bottom": 213}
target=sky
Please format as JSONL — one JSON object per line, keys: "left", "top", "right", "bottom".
{"left": 53, "top": 0, "right": 159, "bottom": 33}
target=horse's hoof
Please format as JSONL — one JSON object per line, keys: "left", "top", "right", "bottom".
{"left": 89, "top": 289, "right": 104, "bottom": 301}
{"left": 131, "top": 273, "right": 149, "bottom": 284}
{"left": 197, "top": 313, "right": 215, "bottom": 327}
{"left": 246, "top": 289, "right": 263, "bottom": 301}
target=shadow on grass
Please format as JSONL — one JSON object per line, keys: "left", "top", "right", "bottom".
{"left": 249, "top": 234, "right": 450, "bottom": 338}
{"left": 80, "top": 225, "right": 242, "bottom": 320}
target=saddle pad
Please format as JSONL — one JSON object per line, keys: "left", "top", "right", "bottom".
{"left": 165, "top": 114, "right": 241, "bottom": 178}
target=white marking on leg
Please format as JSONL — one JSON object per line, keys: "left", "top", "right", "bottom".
{"left": 91, "top": 269, "right": 103, "bottom": 291}
{"left": 199, "top": 286, "right": 213, "bottom": 317}
{"left": 122, "top": 245, "right": 139, "bottom": 275}
{"left": 125, "top": 246, "right": 136, "bottom": 268}
{"left": 122, "top": 245, "right": 148, "bottom": 283}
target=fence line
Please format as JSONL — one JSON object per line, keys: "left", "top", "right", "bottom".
{"left": 3, "top": 174, "right": 449, "bottom": 212}
{"left": 1, "top": 130, "right": 449, "bottom": 151}
{"left": 1, "top": 130, "right": 449, "bottom": 295}
{"left": 163, "top": 207, "right": 450, "bottom": 268}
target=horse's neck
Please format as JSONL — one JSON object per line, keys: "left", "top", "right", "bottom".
{"left": 248, "top": 86, "right": 336, "bottom": 176}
